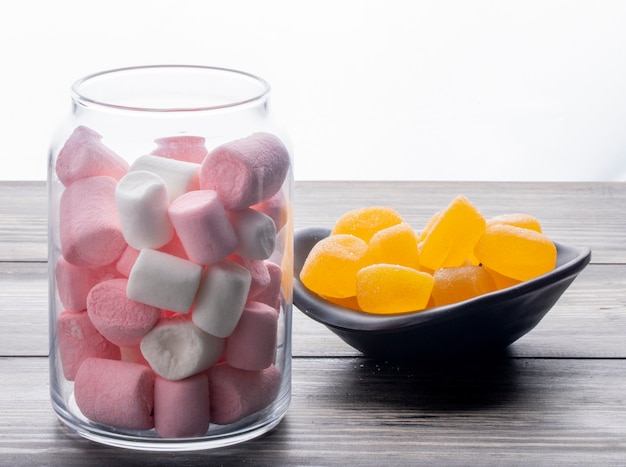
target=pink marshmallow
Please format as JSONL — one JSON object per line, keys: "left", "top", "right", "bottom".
{"left": 55, "top": 126, "right": 129, "bottom": 186}
{"left": 157, "top": 234, "right": 189, "bottom": 259}
{"left": 56, "top": 310, "right": 121, "bottom": 381}
{"left": 127, "top": 249, "right": 203, "bottom": 313}
{"left": 154, "top": 373, "right": 210, "bottom": 438}
{"left": 251, "top": 260, "right": 283, "bottom": 311}
{"left": 140, "top": 316, "right": 224, "bottom": 381}
{"left": 59, "top": 176, "right": 127, "bottom": 268}
{"left": 229, "top": 255, "right": 271, "bottom": 299}
{"left": 228, "top": 208, "right": 276, "bottom": 260}
{"left": 252, "top": 189, "right": 289, "bottom": 232}
{"left": 120, "top": 345, "right": 150, "bottom": 366}
{"left": 151, "top": 135, "right": 208, "bottom": 164}
{"left": 115, "top": 171, "right": 174, "bottom": 250}
{"left": 55, "top": 256, "right": 120, "bottom": 312}
{"left": 192, "top": 260, "right": 252, "bottom": 338}
{"left": 226, "top": 301, "right": 278, "bottom": 371}
{"left": 199, "top": 132, "right": 290, "bottom": 210}
{"left": 115, "top": 245, "right": 140, "bottom": 277}
{"left": 130, "top": 154, "right": 199, "bottom": 202}
{"left": 87, "top": 278, "right": 161, "bottom": 347}
{"left": 168, "top": 190, "right": 238, "bottom": 265}
{"left": 74, "top": 358, "right": 155, "bottom": 430}
{"left": 208, "top": 363, "right": 281, "bottom": 425}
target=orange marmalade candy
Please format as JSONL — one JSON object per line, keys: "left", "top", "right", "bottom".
{"left": 487, "top": 213, "right": 542, "bottom": 233}
{"left": 418, "top": 196, "right": 486, "bottom": 270}
{"left": 432, "top": 265, "right": 497, "bottom": 307}
{"left": 474, "top": 224, "right": 557, "bottom": 282}
{"left": 356, "top": 264, "right": 434, "bottom": 314}
{"left": 365, "top": 222, "right": 420, "bottom": 270}
{"left": 322, "top": 295, "right": 362, "bottom": 311}
{"left": 300, "top": 234, "right": 368, "bottom": 298}
{"left": 331, "top": 206, "right": 403, "bottom": 242}
{"left": 483, "top": 266, "right": 522, "bottom": 289}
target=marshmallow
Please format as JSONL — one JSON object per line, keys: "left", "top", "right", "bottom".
{"left": 151, "top": 135, "right": 208, "bottom": 164}
{"left": 115, "top": 245, "right": 140, "bottom": 277}
{"left": 127, "top": 249, "right": 203, "bottom": 313}
{"left": 226, "top": 301, "right": 277, "bottom": 371}
{"left": 55, "top": 126, "right": 129, "bottom": 186}
{"left": 130, "top": 154, "right": 199, "bottom": 202}
{"left": 74, "top": 358, "right": 155, "bottom": 430}
{"left": 56, "top": 310, "right": 121, "bottom": 381}
{"left": 55, "top": 256, "right": 120, "bottom": 312}
{"left": 229, "top": 208, "right": 276, "bottom": 260}
{"left": 168, "top": 190, "right": 238, "bottom": 265}
{"left": 154, "top": 373, "right": 210, "bottom": 438}
{"left": 200, "top": 132, "right": 290, "bottom": 210}
{"left": 250, "top": 260, "right": 282, "bottom": 311}
{"left": 120, "top": 346, "right": 150, "bottom": 366}
{"left": 87, "top": 278, "right": 161, "bottom": 347}
{"left": 140, "top": 316, "right": 224, "bottom": 381}
{"left": 117, "top": 237, "right": 189, "bottom": 278}
{"left": 157, "top": 234, "right": 189, "bottom": 259}
{"left": 230, "top": 255, "right": 271, "bottom": 299}
{"left": 208, "top": 363, "right": 281, "bottom": 425}
{"left": 115, "top": 171, "right": 174, "bottom": 250}
{"left": 59, "top": 176, "right": 127, "bottom": 268}
{"left": 253, "top": 189, "right": 289, "bottom": 232}
{"left": 192, "top": 260, "right": 252, "bottom": 338}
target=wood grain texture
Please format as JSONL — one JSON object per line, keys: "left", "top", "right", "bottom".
{"left": 2, "top": 180, "right": 626, "bottom": 262}
{"left": 1, "top": 180, "right": 625, "bottom": 463}
{"left": 1, "top": 358, "right": 625, "bottom": 466}
{"left": 2, "top": 261, "right": 626, "bottom": 359}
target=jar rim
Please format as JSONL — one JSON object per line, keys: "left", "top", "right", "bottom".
{"left": 71, "top": 65, "right": 271, "bottom": 113}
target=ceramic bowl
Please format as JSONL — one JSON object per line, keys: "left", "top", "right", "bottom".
{"left": 293, "top": 227, "right": 591, "bottom": 360}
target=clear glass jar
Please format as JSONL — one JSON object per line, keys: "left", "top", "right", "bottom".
{"left": 47, "top": 65, "right": 293, "bottom": 451}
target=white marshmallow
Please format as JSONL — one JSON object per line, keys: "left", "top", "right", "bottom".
{"left": 127, "top": 249, "right": 202, "bottom": 313}
{"left": 140, "top": 317, "right": 224, "bottom": 381}
{"left": 130, "top": 154, "right": 200, "bottom": 202}
{"left": 229, "top": 208, "right": 276, "bottom": 260}
{"left": 192, "top": 260, "right": 252, "bottom": 338}
{"left": 115, "top": 171, "right": 174, "bottom": 250}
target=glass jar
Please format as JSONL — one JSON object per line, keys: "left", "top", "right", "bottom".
{"left": 47, "top": 65, "right": 293, "bottom": 451}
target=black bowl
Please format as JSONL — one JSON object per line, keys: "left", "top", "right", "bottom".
{"left": 293, "top": 227, "right": 591, "bottom": 360}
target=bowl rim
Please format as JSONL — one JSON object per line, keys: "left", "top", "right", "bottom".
{"left": 293, "top": 227, "right": 592, "bottom": 333}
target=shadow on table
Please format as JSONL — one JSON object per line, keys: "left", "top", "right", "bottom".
{"left": 341, "top": 348, "right": 527, "bottom": 412}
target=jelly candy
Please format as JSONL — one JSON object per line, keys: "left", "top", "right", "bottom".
{"left": 418, "top": 196, "right": 486, "bottom": 270}
{"left": 356, "top": 264, "right": 434, "bottom": 314}
{"left": 474, "top": 224, "right": 557, "bottom": 281}
{"left": 431, "top": 265, "right": 497, "bottom": 307}
{"left": 483, "top": 266, "right": 522, "bottom": 289}
{"left": 365, "top": 222, "right": 420, "bottom": 270}
{"left": 331, "top": 206, "right": 403, "bottom": 242}
{"left": 487, "top": 213, "right": 542, "bottom": 233}
{"left": 299, "top": 234, "right": 368, "bottom": 298}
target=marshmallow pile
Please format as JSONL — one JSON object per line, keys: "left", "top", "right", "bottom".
{"left": 53, "top": 126, "right": 291, "bottom": 437}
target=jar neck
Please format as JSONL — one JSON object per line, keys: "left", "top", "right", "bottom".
{"left": 67, "top": 65, "right": 273, "bottom": 152}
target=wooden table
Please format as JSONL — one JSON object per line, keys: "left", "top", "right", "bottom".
{"left": 1, "top": 180, "right": 625, "bottom": 465}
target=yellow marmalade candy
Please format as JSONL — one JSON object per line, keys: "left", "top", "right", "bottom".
{"left": 486, "top": 213, "right": 542, "bottom": 233}
{"left": 356, "top": 264, "right": 434, "bottom": 314}
{"left": 474, "top": 224, "right": 557, "bottom": 282}
{"left": 431, "top": 265, "right": 497, "bottom": 307}
{"left": 418, "top": 196, "right": 486, "bottom": 270}
{"left": 331, "top": 206, "right": 404, "bottom": 242}
{"left": 299, "top": 234, "right": 368, "bottom": 298}
{"left": 365, "top": 222, "right": 421, "bottom": 270}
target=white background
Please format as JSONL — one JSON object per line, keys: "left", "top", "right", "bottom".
{"left": 1, "top": 0, "right": 626, "bottom": 181}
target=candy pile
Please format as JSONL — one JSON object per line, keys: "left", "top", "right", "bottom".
{"left": 53, "top": 126, "right": 291, "bottom": 437}
{"left": 300, "top": 196, "right": 557, "bottom": 314}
